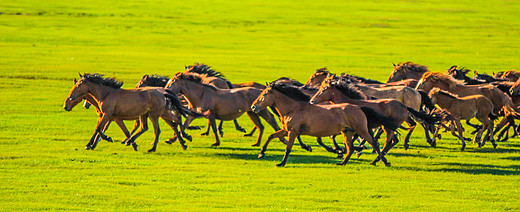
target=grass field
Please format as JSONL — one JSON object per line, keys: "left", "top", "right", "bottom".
{"left": 1, "top": 0, "right": 520, "bottom": 210}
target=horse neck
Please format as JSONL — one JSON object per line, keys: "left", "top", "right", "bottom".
{"left": 333, "top": 90, "right": 358, "bottom": 104}
{"left": 180, "top": 80, "right": 216, "bottom": 107}
{"left": 86, "top": 82, "right": 114, "bottom": 102}
{"left": 433, "top": 94, "right": 454, "bottom": 109}
{"left": 85, "top": 94, "right": 101, "bottom": 109}
{"left": 271, "top": 91, "right": 305, "bottom": 116}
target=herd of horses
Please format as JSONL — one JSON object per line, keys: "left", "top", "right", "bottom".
{"left": 63, "top": 62, "right": 520, "bottom": 167}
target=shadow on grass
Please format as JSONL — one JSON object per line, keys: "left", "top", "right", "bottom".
{"left": 395, "top": 161, "right": 520, "bottom": 176}
{"left": 216, "top": 151, "right": 372, "bottom": 166}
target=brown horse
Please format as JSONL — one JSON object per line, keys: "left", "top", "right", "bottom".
{"left": 498, "top": 70, "right": 520, "bottom": 82}
{"left": 387, "top": 61, "right": 429, "bottom": 82}
{"left": 251, "top": 82, "right": 400, "bottom": 167}
{"left": 184, "top": 63, "right": 246, "bottom": 135}
{"left": 310, "top": 74, "right": 441, "bottom": 152}
{"left": 428, "top": 88, "right": 496, "bottom": 150}
{"left": 165, "top": 73, "right": 284, "bottom": 147}
{"left": 303, "top": 67, "right": 331, "bottom": 89}
{"left": 232, "top": 81, "right": 267, "bottom": 89}
{"left": 416, "top": 72, "right": 520, "bottom": 143}
{"left": 63, "top": 73, "right": 200, "bottom": 152}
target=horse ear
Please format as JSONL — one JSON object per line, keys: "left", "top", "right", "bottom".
{"left": 474, "top": 70, "right": 478, "bottom": 75}
{"left": 392, "top": 63, "right": 396, "bottom": 67}
{"left": 142, "top": 75, "right": 149, "bottom": 80}
{"left": 493, "top": 72, "right": 496, "bottom": 75}
{"left": 74, "top": 78, "right": 77, "bottom": 84}
{"left": 78, "top": 72, "right": 83, "bottom": 78}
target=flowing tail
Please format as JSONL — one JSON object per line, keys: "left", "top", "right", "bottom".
{"left": 360, "top": 106, "right": 400, "bottom": 132}
{"left": 418, "top": 90, "right": 436, "bottom": 111}
{"left": 164, "top": 91, "right": 205, "bottom": 118}
{"left": 406, "top": 107, "right": 442, "bottom": 126}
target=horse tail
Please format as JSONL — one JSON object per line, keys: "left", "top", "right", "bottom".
{"left": 418, "top": 90, "right": 436, "bottom": 111}
{"left": 164, "top": 92, "right": 205, "bottom": 118}
{"left": 406, "top": 107, "right": 441, "bottom": 125}
{"left": 360, "top": 106, "right": 400, "bottom": 132}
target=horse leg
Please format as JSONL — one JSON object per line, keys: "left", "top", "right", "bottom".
{"left": 373, "top": 128, "right": 384, "bottom": 143}
{"left": 276, "top": 130, "right": 297, "bottom": 167}
{"left": 207, "top": 115, "right": 221, "bottom": 147}
{"left": 114, "top": 119, "right": 130, "bottom": 144}
{"left": 403, "top": 117, "right": 416, "bottom": 150}
{"left": 420, "top": 122, "right": 435, "bottom": 148}
{"left": 246, "top": 111, "right": 264, "bottom": 146}
{"left": 466, "top": 119, "right": 481, "bottom": 134}
{"left": 488, "top": 118, "right": 497, "bottom": 148}
{"left": 163, "top": 119, "right": 187, "bottom": 150}
{"left": 493, "top": 116, "right": 509, "bottom": 141}
{"left": 147, "top": 116, "right": 161, "bottom": 153}
{"left": 201, "top": 119, "right": 211, "bottom": 136}
{"left": 126, "top": 114, "right": 150, "bottom": 151}
{"left": 125, "top": 120, "right": 140, "bottom": 144}
{"left": 373, "top": 127, "right": 395, "bottom": 163}
{"left": 297, "top": 136, "right": 312, "bottom": 152}
{"left": 316, "top": 137, "right": 341, "bottom": 158}
{"left": 337, "top": 130, "right": 355, "bottom": 165}
{"left": 496, "top": 121, "right": 510, "bottom": 142}
{"left": 233, "top": 119, "right": 246, "bottom": 133}
{"left": 257, "top": 109, "right": 287, "bottom": 144}
{"left": 258, "top": 130, "right": 287, "bottom": 159}
{"left": 218, "top": 120, "right": 224, "bottom": 137}
{"left": 90, "top": 120, "right": 114, "bottom": 150}
{"left": 356, "top": 126, "right": 390, "bottom": 166}
{"left": 86, "top": 115, "right": 112, "bottom": 150}
{"left": 455, "top": 120, "right": 466, "bottom": 151}
{"left": 331, "top": 135, "right": 346, "bottom": 153}
{"left": 243, "top": 127, "right": 257, "bottom": 137}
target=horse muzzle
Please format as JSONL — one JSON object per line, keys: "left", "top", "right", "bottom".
{"left": 251, "top": 105, "right": 260, "bottom": 113}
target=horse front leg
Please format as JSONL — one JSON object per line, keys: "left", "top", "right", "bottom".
{"left": 147, "top": 116, "right": 161, "bottom": 153}
{"left": 403, "top": 117, "right": 416, "bottom": 150}
{"left": 85, "top": 115, "right": 111, "bottom": 150}
{"left": 233, "top": 119, "right": 246, "bottom": 133}
{"left": 257, "top": 109, "right": 287, "bottom": 144}
{"left": 163, "top": 119, "right": 187, "bottom": 150}
{"left": 208, "top": 115, "right": 221, "bottom": 147}
{"left": 246, "top": 111, "right": 264, "bottom": 147}
{"left": 276, "top": 130, "right": 297, "bottom": 167}
{"left": 114, "top": 119, "right": 129, "bottom": 144}
{"left": 90, "top": 120, "right": 113, "bottom": 150}
{"left": 337, "top": 130, "right": 355, "bottom": 165}
{"left": 296, "top": 136, "right": 312, "bottom": 152}
{"left": 126, "top": 120, "right": 140, "bottom": 144}
{"left": 258, "top": 130, "right": 287, "bottom": 159}
{"left": 126, "top": 114, "right": 150, "bottom": 151}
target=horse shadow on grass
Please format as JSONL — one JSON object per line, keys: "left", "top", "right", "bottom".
{"left": 394, "top": 161, "right": 520, "bottom": 176}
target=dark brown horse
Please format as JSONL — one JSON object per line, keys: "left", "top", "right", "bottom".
{"left": 64, "top": 73, "right": 201, "bottom": 152}
{"left": 251, "top": 82, "right": 400, "bottom": 167}
{"left": 387, "top": 61, "right": 429, "bottom": 82}
{"left": 498, "top": 70, "right": 520, "bottom": 81}
{"left": 429, "top": 88, "right": 496, "bottom": 150}
{"left": 165, "top": 73, "right": 284, "bottom": 147}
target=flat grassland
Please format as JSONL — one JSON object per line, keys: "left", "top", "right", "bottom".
{"left": 0, "top": 0, "right": 519, "bottom": 210}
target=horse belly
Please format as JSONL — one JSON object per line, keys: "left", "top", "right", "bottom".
{"left": 299, "top": 115, "right": 344, "bottom": 137}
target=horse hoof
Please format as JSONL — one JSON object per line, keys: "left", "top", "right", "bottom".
{"left": 275, "top": 163, "right": 285, "bottom": 167}
{"left": 201, "top": 133, "right": 209, "bottom": 136}
{"left": 211, "top": 143, "right": 220, "bottom": 147}
{"left": 132, "top": 143, "right": 138, "bottom": 151}
{"left": 305, "top": 146, "right": 312, "bottom": 152}
{"left": 356, "top": 152, "right": 362, "bottom": 158}
{"left": 385, "top": 162, "right": 391, "bottom": 167}
{"left": 184, "top": 135, "right": 193, "bottom": 142}
{"left": 337, "top": 154, "right": 343, "bottom": 159}
{"left": 243, "top": 134, "right": 253, "bottom": 137}
{"left": 148, "top": 149, "right": 156, "bottom": 153}
{"left": 182, "top": 145, "right": 188, "bottom": 150}
{"left": 492, "top": 143, "right": 497, "bottom": 148}
{"left": 335, "top": 162, "right": 345, "bottom": 166}
{"left": 120, "top": 139, "right": 128, "bottom": 144}
{"left": 85, "top": 146, "right": 91, "bottom": 150}
{"left": 251, "top": 143, "right": 260, "bottom": 147}
{"left": 403, "top": 144, "right": 409, "bottom": 150}
{"left": 219, "top": 132, "right": 224, "bottom": 137}
{"left": 370, "top": 162, "right": 377, "bottom": 166}
{"left": 107, "top": 137, "right": 113, "bottom": 143}
{"left": 258, "top": 153, "right": 265, "bottom": 159}
{"left": 237, "top": 128, "right": 246, "bottom": 133}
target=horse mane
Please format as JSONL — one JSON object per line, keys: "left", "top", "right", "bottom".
{"left": 492, "top": 81, "right": 514, "bottom": 93}
{"left": 395, "top": 61, "right": 429, "bottom": 73}
{"left": 273, "top": 77, "right": 305, "bottom": 87}
{"left": 185, "top": 63, "right": 227, "bottom": 79}
{"left": 314, "top": 67, "right": 330, "bottom": 75}
{"left": 269, "top": 82, "right": 311, "bottom": 102}
{"left": 331, "top": 78, "right": 368, "bottom": 100}
{"left": 341, "top": 74, "right": 383, "bottom": 84}
{"left": 177, "top": 73, "right": 218, "bottom": 90}
{"left": 83, "top": 73, "right": 123, "bottom": 89}
{"left": 142, "top": 74, "right": 169, "bottom": 87}
{"left": 429, "top": 87, "right": 458, "bottom": 99}
{"left": 421, "top": 72, "right": 464, "bottom": 89}
{"left": 502, "top": 70, "right": 520, "bottom": 78}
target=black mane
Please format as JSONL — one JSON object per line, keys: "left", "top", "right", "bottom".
{"left": 395, "top": 61, "right": 429, "bottom": 73}
{"left": 83, "top": 73, "right": 123, "bottom": 89}
{"left": 340, "top": 74, "right": 382, "bottom": 84}
{"left": 185, "top": 63, "right": 226, "bottom": 79}
{"left": 331, "top": 78, "right": 368, "bottom": 100}
{"left": 269, "top": 82, "right": 311, "bottom": 102}
{"left": 178, "top": 73, "right": 217, "bottom": 90}
{"left": 141, "top": 74, "right": 169, "bottom": 87}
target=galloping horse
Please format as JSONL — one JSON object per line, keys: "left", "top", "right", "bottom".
{"left": 165, "top": 73, "right": 284, "bottom": 147}
{"left": 416, "top": 72, "right": 520, "bottom": 143}
{"left": 497, "top": 70, "right": 520, "bottom": 81}
{"left": 428, "top": 88, "right": 496, "bottom": 150}
{"left": 310, "top": 74, "right": 441, "bottom": 151}
{"left": 251, "top": 82, "right": 400, "bottom": 167}
{"left": 473, "top": 71, "right": 508, "bottom": 83}
{"left": 350, "top": 83, "right": 437, "bottom": 147}
{"left": 64, "top": 73, "right": 201, "bottom": 152}
{"left": 387, "top": 61, "right": 429, "bottom": 82}
{"left": 446, "top": 66, "right": 486, "bottom": 85}
{"left": 184, "top": 63, "right": 246, "bottom": 135}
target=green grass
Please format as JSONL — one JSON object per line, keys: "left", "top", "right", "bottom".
{"left": 1, "top": 0, "right": 520, "bottom": 210}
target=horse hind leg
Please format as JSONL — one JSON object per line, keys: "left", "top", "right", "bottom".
{"left": 297, "top": 136, "right": 312, "bottom": 152}
{"left": 259, "top": 130, "right": 287, "bottom": 159}
{"left": 126, "top": 114, "right": 150, "bottom": 151}
{"left": 246, "top": 111, "right": 264, "bottom": 147}
{"left": 233, "top": 119, "right": 246, "bottom": 133}
{"left": 257, "top": 109, "right": 287, "bottom": 144}
{"left": 147, "top": 116, "right": 161, "bottom": 153}
{"left": 337, "top": 130, "right": 356, "bottom": 165}
{"left": 403, "top": 117, "right": 416, "bottom": 150}
{"left": 201, "top": 119, "right": 211, "bottom": 136}
{"left": 163, "top": 119, "right": 187, "bottom": 150}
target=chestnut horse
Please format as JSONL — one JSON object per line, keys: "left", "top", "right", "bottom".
{"left": 251, "top": 82, "right": 400, "bottom": 167}
{"left": 387, "top": 61, "right": 429, "bottom": 83}
{"left": 165, "top": 73, "right": 284, "bottom": 147}
{"left": 310, "top": 74, "right": 441, "bottom": 151}
{"left": 64, "top": 73, "right": 201, "bottom": 152}
{"left": 428, "top": 88, "right": 496, "bottom": 150}
{"left": 416, "top": 72, "right": 520, "bottom": 142}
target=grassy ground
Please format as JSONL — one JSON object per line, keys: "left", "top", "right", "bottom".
{"left": 1, "top": 0, "right": 519, "bottom": 210}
